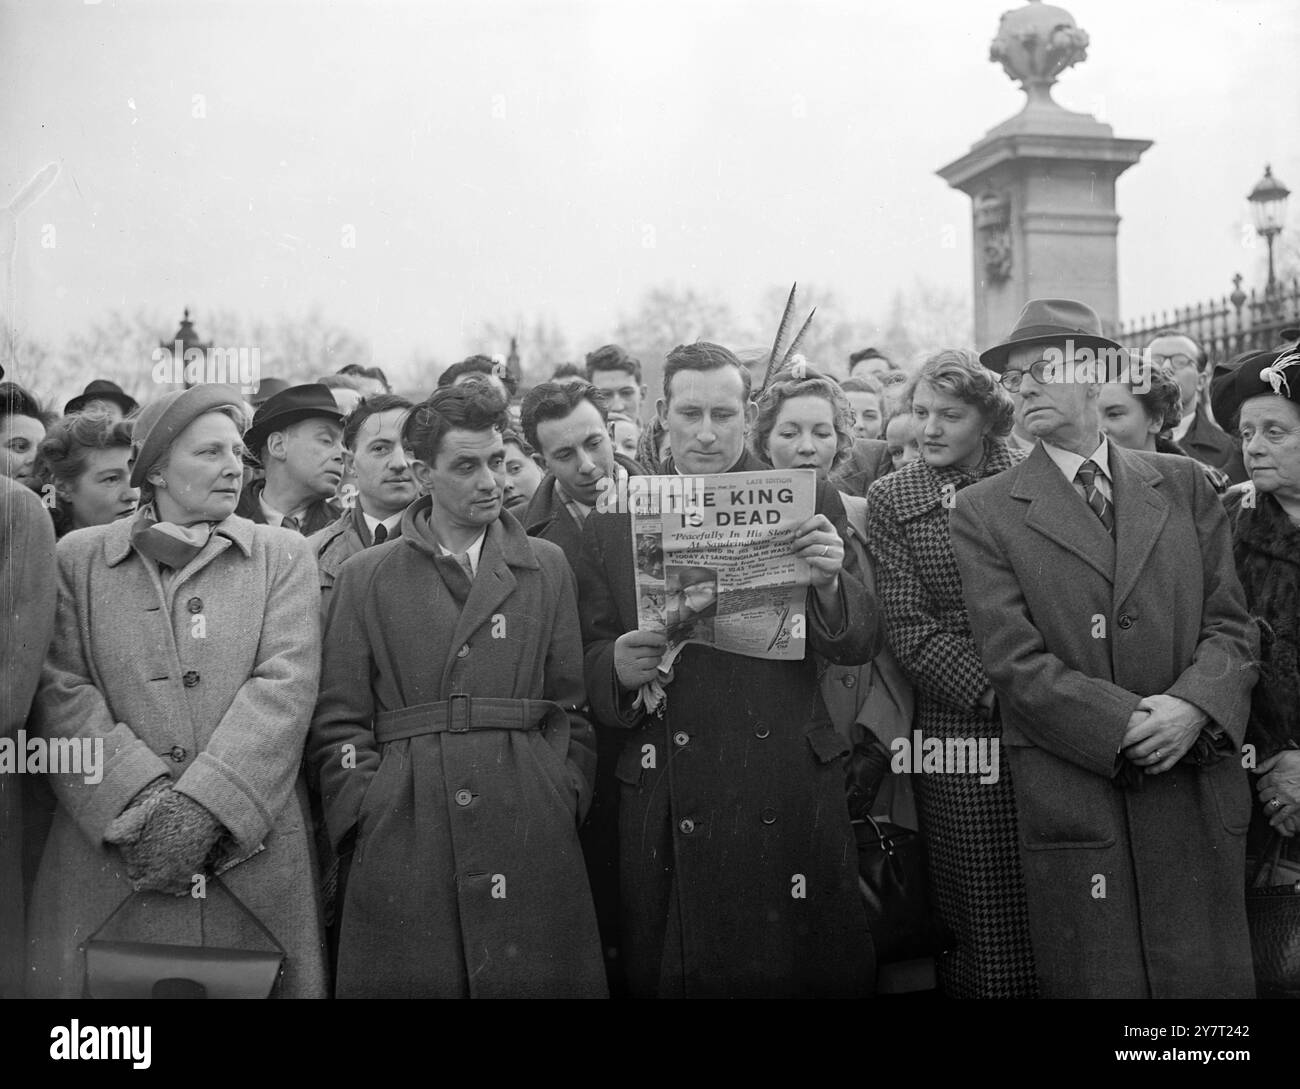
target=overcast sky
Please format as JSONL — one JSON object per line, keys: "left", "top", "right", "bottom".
{"left": 2, "top": 0, "right": 1297, "bottom": 370}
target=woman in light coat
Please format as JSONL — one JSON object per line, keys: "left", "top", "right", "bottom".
{"left": 28, "top": 384, "right": 327, "bottom": 998}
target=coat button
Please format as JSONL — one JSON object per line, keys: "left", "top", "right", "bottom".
{"left": 186, "top": 597, "right": 203, "bottom": 614}
{"left": 754, "top": 724, "right": 771, "bottom": 739}
{"left": 454, "top": 789, "right": 473, "bottom": 806}
{"left": 678, "top": 818, "right": 695, "bottom": 834}
{"left": 168, "top": 746, "right": 187, "bottom": 763}
{"left": 841, "top": 674, "right": 856, "bottom": 689}
{"left": 457, "top": 644, "right": 470, "bottom": 658}
{"left": 673, "top": 731, "right": 689, "bottom": 747}
{"left": 1118, "top": 614, "right": 1135, "bottom": 630}
{"left": 760, "top": 807, "right": 778, "bottom": 825}
{"left": 182, "top": 671, "right": 200, "bottom": 687}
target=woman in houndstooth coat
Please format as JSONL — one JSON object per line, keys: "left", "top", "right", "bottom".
{"left": 866, "top": 349, "right": 1037, "bottom": 998}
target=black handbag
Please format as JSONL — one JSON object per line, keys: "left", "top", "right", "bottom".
{"left": 1245, "top": 833, "right": 1300, "bottom": 998}
{"left": 852, "top": 816, "right": 953, "bottom": 965}
{"left": 82, "top": 878, "right": 285, "bottom": 999}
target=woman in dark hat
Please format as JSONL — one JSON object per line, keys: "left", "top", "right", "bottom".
{"left": 1211, "top": 347, "right": 1300, "bottom": 930}
{"left": 28, "top": 384, "right": 327, "bottom": 997}
{"left": 33, "top": 409, "right": 138, "bottom": 537}
{"left": 63, "top": 378, "right": 138, "bottom": 420}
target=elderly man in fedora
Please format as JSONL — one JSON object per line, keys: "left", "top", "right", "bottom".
{"left": 948, "top": 298, "right": 1259, "bottom": 999}
{"left": 236, "top": 383, "right": 345, "bottom": 536}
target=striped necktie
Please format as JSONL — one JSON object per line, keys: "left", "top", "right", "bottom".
{"left": 1075, "top": 459, "right": 1114, "bottom": 535}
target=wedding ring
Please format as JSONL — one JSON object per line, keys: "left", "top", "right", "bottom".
{"left": 1271, "top": 798, "right": 1284, "bottom": 810}
{"left": 1153, "top": 750, "right": 1161, "bottom": 760}
{"left": 821, "top": 545, "right": 830, "bottom": 557}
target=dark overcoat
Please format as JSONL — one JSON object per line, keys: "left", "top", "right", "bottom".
{"left": 308, "top": 497, "right": 606, "bottom": 998}
{"left": 576, "top": 451, "right": 882, "bottom": 998}
{"left": 28, "top": 514, "right": 327, "bottom": 998}
{"left": 0, "top": 478, "right": 56, "bottom": 997}
{"left": 236, "top": 478, "right": 340, "bottom": 536}
{"left": 521, "top": 454, "right": 644, "bottom": 990}
{"left": 950, "top": 440, "right": 1259, "bottom": 998}
{"left": 1184, "top": 403, "right": 1247, "bottom": 485}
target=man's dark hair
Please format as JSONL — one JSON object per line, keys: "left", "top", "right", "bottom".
{"left": 342, "top": 393, "right": 414, "bottom": 450}
{"left": 662, "top": 342, "right": 751, "bottom": 403}
{"left": 585, "top": 343, "right": 642, "bottom": 385}
{"left": 849, "top": 347, "right": 892, "bottom": 368}
{"left": 338, "top": 363, "right": 392, "bottom": 393}
{"left": 402, "top": 381, "right": 510, "bottom": 465}
{"left": 551, "top": 362, "right": 585, "bottom": 381}
{"left": 1151, "top": 329, "right": 1208, "bottom": 372}
{"left": 519, "top": 380, "right": 609, "bottom": 454}
{"left": 437, "top": 355, "right": 519, "bottom": 397}
{"left": 317, "top": 373, "right": 365, "bottom": 391}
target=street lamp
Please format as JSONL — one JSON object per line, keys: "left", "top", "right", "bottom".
{"left": 1248, "top": 164, "right": 1291, "bottom": 296}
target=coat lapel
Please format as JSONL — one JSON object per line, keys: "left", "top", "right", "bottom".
{"left": 1110, "top": 444, "right": 1169, "bottom": 606}
{"left": 443, "top": 516, "right": 540, "bottom": 677}
{"left": 1013, "top": 443, "right": 1115, "bottom": 583}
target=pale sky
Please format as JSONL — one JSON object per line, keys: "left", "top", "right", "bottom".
{"left": 2, "top": 0, "right": 1297, "bottom": 370}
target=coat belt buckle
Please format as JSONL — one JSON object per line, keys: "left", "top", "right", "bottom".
{"left": 447, "top": 693, "right": 471, "bottom": 733}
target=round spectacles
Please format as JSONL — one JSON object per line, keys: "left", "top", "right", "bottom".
{"left": 998, "top": 359, "right": 1054, "bottom": 393}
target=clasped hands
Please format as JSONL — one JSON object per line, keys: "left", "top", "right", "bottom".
{"left": 1120, "top": 693, "right": 1208, "bottom": 777}
{"left": 104, "top": 779, "right": 226, "bottom": 896}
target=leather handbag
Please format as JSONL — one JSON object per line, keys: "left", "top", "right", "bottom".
{"left": 1245, "top": 833, "right": 1300, "bottom": 998}
{"left": 82, "top": 879, "right": 285, "bottom": 999}
{"left": 853, "top": 815, "right": 953, "bottom": 966}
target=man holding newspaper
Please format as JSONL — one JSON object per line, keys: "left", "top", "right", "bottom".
{"left": 576, "top": 341, "right": 883, "bottom": 998}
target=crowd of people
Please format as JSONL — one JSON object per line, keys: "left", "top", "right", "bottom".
{"left": 1, "top": 296, "right": 1297, "bottom": 999}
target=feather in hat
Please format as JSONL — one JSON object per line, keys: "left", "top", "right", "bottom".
{"left": 759, "top": 283, "right": 818, "bottom": 394}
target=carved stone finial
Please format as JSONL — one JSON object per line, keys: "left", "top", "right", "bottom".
{"left": 989, "top": 1, "right": 1089, "bottom": 107}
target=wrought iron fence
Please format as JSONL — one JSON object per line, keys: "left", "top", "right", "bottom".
{"left": 1119, "top": 274, "right": 1300, "bottom": 363}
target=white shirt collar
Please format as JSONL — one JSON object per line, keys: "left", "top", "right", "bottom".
{"left": 1170, "top": 406, "right": 1196, "bottom": 443}
{"left": 362, "top": 509, "right": 404, "bottom": 536}
{"left": 435, "top": 528, "right": 487, "bottom": 575}
{"left": 258, "top": 492, "right": 309, "bottom": 529}
{"left": 1041, "top": 434, "right": 1111, "bottom": 483}
{"left": 557, "top": 463, "right": 628, "bottom": 523}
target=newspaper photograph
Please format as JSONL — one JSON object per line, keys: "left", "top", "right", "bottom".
{"left": 622, "top": 469, "right": 817, "bottom": 671}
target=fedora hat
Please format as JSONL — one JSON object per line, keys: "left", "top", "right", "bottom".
{"left": 65, "top": 378, "right": 139, "bottom": 417}
{"left": 248, "top": 376, "right": 291, "bottom": 407}
{"left": 243, "top": 383, "right": 345, "bottom": 460}
{"left": 979, "top": 298, "right": 1123, "bottom": 374}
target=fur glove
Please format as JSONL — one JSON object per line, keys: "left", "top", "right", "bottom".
{"left": 109, "top": 788, "right": 226, "bottom": 896}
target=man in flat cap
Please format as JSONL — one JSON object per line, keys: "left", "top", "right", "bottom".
{"left": 949, "top": 298, "right": 1258, "bottom": 999}
{"left": 236, "top": 383, "right": 345, "bottom": 535}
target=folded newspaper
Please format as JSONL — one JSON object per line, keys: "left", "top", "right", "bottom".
{"left": 602, "top": 469, "right": 818, "bottom": 713}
